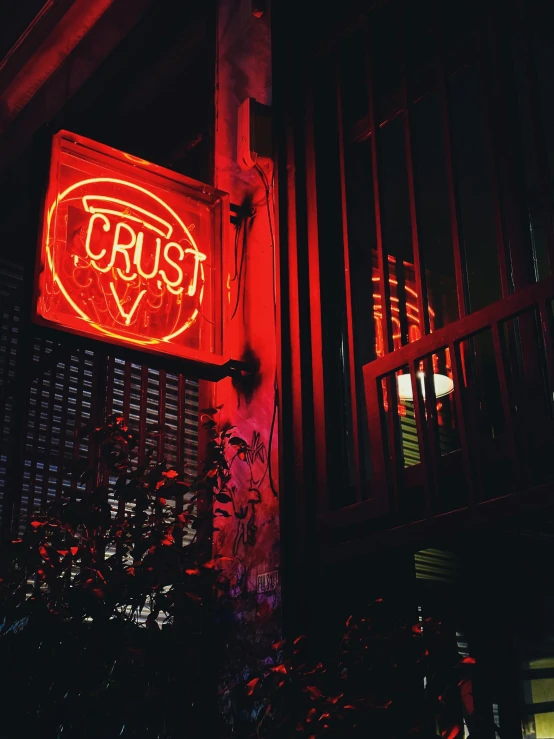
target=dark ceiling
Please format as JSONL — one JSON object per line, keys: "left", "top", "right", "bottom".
{"left": 0, "top": 0, "right": 217, "bottom": 270}
{"left": 0, "top": 0, "right": 48, "bottom": 61}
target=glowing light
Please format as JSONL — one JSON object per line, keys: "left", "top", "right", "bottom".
{"left": 109, "top": 283, "right": 147, "bottom": 325}
{"left": 373, "top": 258, "right": 454, "bottom": 404}
{"left": 35, "top": 131, "right": 225, "bottom": 361}
{"left": 397, "top": 372, "right": 454, "bottom": 401}
{"left": 82, "top": 196, "right": 173, "bottom": 238}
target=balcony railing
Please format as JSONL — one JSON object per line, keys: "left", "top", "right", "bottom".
{"left": 321, "top": 277, "right": 554, "bottom": 556}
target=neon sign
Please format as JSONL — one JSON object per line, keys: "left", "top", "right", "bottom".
{"left": 373, "top": 256, "right": 454, "bottom": 410}
{"left": 34, "top": 131, "right": 227, "bottom": 363}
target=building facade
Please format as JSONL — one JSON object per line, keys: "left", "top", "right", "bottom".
{"left": 1, "top": 0, "right": 554, "bottom": 736}
{"left": 274, "top": 1, "right": 554, "bottom": 737}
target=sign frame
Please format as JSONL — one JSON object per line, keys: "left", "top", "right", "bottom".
{"left": 32, "top": 130, "right": 232, "bottom": 378}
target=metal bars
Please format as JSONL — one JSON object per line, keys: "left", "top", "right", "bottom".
{"left": 363, "top": 275, "right": 554, "bottom": 521}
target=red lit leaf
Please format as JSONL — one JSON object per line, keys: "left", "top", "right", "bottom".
{"left": 158, "top": 497, "right": 167, "bottom": 506}
{"left": 304, "top": 685, "right": 323, "bottom": 700}
{"left": 184, "top": 592, "right": 202, "bottom": 603}
{"left": 270, "top": 664, "right": 287, "bottom": 674}
{"left": 162, "top": 469, "right": 178, "bottom": 479}
{"left": 460, "top": 656, "right": 476, "bottom": 665}
{"left": 246, "top": 677, "right": 260, "bottom": 696}
{"left": 70, "top": 547, "right": 79, "bottom": 556}
{"left": 30, "top": 521, "right": 43, "bottom": 529}
{"left": 272, "top": 639, "right": 287, "bottom": 650}
{"left": 185, "top": 568, "right": 200, "bottom": 576}
{"left": 442, "top": 726, "right": 463, "bottom": 739}
{"left": 412, "top": 624, "right": 423, "bottom": 634}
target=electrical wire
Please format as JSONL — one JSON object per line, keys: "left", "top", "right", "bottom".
{"left": 254, "top": 161, "right": 279, "bottom": 498}
{"left": 230, "top": 216, "right": 247, "bottom": 321}
{"left": 230, "top": 218, "right": 242, "bottom": 282}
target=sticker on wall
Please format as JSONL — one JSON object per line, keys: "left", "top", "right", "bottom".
{"left": 34, "top": 130, "right": 228, "bottom": 365}
{"left": 257, "top": 570, "right": 279, "bottom": 594}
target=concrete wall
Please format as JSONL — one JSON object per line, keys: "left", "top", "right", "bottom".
{"left": 213, "top": 0, "right": 280, "bottom": 692}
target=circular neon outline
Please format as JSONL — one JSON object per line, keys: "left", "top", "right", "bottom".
{"left": 45, "top": 177, "right": 206, "bottom": 346}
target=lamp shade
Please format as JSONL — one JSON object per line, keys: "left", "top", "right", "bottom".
{"left": 397, "top": 371, "right": 454, "bottom": 401}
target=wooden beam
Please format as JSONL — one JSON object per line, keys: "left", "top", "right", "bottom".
{"left": 0, "top": 0, "right": 154, "bottom": 170}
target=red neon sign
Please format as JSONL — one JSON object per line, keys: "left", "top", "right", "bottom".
{"left": 34, "top": 131, "right": 227, "bottom": 363}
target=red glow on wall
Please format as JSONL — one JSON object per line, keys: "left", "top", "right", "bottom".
{"left": 35, "top": 131, "right": 227, "bottom": 363}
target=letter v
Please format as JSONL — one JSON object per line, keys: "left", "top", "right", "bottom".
{"left": 109, "top": 282, "right": 146, "bottom": 326}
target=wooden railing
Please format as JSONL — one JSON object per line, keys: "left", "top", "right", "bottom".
{"left": 321, "top": 277, "right": 554, "bottom": 557}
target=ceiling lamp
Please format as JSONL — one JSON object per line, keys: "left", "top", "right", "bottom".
{"left": 397, "top": 371, "right": 454, "bottom": 402}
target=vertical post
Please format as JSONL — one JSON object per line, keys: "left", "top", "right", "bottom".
{"left": 89, "top": 351, "right": 107, "bottom": 491}
{"left": 71, "top": 348, "right": 86, "bottom": 496}
{"left": 478, "top": 22, "right": 511, "bottom": 299}
{"left": 449, "top": 341, "right": 478, "bottom": 509}
{"left": 491, "top": 320, "right": 522, "bottom": 490}
{"left": 138, "top": 365, "right": 148, "bottom": 467}
{"left": 435, "top": 14, "right": 468, "bottom": 319}
{"left": 39, "top": 360, "right": 58, "bottom": 511}
{"left": 102, "top": 355, "right": 115, "bottom": 487}
{"left": 366, "top": 19, "right": 402, "bottom": 509}
{"left": 539, "top": 298, "right": 554, "bottom": 417}
{"left": 158, "top": 368, "right": 167, "bottom": 463}
{"left": 400, "top": 11, "right": 430, "bottom": 336}
{"left": 409, "top": 360, "right": 434, "bottom": 517}
{"left": 23, "top": 339, "right": 45, "bottom": 527}
{"left": 273, "top": 9, "right": 315, "bottom": 632}
{"left": 56, "top": 355, "right": 72, "bottom": 500}
{"left": 336, "top": 55, "right": 362, "bottom": 502}
{"left": 517, "top": 0, "right": 554, "bottom": 275}
{"left": 366, "top": 23, "right": 394, "bottom": 353}
{"left": 304, "top": 83, "right": 329, "bottom": 512}
{"left": 176, "top": 374, "right": 185, "bottom": 477}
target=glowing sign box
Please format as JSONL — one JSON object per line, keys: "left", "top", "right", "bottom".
{"left": 34, "top": 130, "right": 227, "bottom": 365}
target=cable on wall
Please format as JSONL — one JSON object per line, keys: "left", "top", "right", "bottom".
{"left": 254, "top": 160, "right": 279, "bottom": 498}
